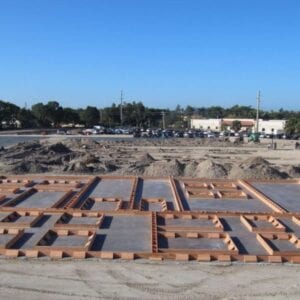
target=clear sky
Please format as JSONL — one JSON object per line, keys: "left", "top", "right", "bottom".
{"left": 0, "top": 0, "right": 299, "bottom": 110}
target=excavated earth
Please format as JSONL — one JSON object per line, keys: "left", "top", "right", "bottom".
{"left": 0, "top": 137, "right": 299, "bottom": 179}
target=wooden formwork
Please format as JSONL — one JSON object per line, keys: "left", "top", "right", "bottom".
{"left": 240, "top": 215, "right": 286, "bottom": 233}
{"left": 0, "top": 175, "right": 298, "bottom": 262}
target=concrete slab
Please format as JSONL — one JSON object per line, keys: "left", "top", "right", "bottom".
{"left": 11, "top": 214, "right": 62, "bottom": 249}
{"left": 68, "top": 216, "right": 99, "bottom": 226}
{"left": 159, "top": 237, "right": 227, "bottom": 250}
{"left": 269, "top": 239, "right": 300, "bottom": 252}
{"left": 158, "top": 217, "right": 215, "bottom": 228}
{"left": 249, "top": 219, "right": 277, "bottom": 229}
{"left": 221, "top": 217, "right": 268, "bottom": 255}
{"left": 187, "top": 198, "right": 273, "bottom": 212}
{"left": 89, "top": 179, "right": 133, "bottom": 201}
{"left": 0, "top": 212, "right": 12, "bottom": 221}
{"left": 0, "top": 234, "right": 17, "bottom": 246}
{"left": 278, "top": 218, "right": 300, "bottom": 236}
{"left": 52, "top": 235, "right": 88, "bottom": 248}
{"left": 15, "top": 192, "right": 65, "bottom": 208}
{"left": 141, "top": 179, "right": 175, "bottom": 210}
{"left": 252, "top": 183, "right": 300, "bottom": 212}
{"left": 0, "top": 176, "right": 299, "bottom": 263}
{"left": 86, "top": 201, "right": 119, "bottom": 211}
{"left": 91, "top": 215, "right": 151, "bottom": 252}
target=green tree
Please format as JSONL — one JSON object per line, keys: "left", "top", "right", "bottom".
{"left": 80, "top": 106, "right": 100, "bottom": 127}
{"left": 17, "top": 109, "right": 38, "bottom": 128}
{"left": 46, "top": 101, "right": 64, "bottom": 126}
{"left": 31, "top": 103, "right": 51, "bottom": 127}
{"left": 232, "top": 120, "right": 242, "bottom": 132}
{"left": 285, "top": 117, "right": 300, "bottom": 135}
{"left": 0, "top": 100, "right": 20, "bottom": 128}
{"left": 62, "top": 108, "right": 80, "bottom": 125}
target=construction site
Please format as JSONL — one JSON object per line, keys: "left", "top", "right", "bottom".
{"left": 0, "top": 138, "right": 300, "bottom": 298}
{"left": 0, "top": 174, "right": 299, "bottom": 263}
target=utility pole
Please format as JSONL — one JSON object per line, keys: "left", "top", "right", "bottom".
{"left": 120, "top": 90, "right": 123, "bottom": 126}
{"left": 256, "top": 90, "right": 261, "bottom": 134}
{"left": 99, "top": 109, "right": 102, "bottom": 123}
{"left": 161, "top": 111, "right": 166, "bottom": 129}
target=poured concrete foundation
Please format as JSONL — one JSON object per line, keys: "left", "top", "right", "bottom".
{"left": 0, "top": 175, "right": 299, "bottom": 263}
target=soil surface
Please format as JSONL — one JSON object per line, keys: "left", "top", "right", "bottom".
{"left": 0, "top": 259, "right": 299, "bottom": 300}
{"left": 0, "top": 137, "right": 299, "bottom": 179}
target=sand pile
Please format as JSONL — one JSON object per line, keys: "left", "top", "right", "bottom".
{"left": 120, "top": 153, "right": 155, "bottom": 176}
{"left": 192, "top": 159, "right": 228, "bottom": 178}
{"left": 184, "top": 161, "right": 199, "bottom": 177}
{"left": 48, "top": 142, "right": 71, "bottom": 154}
{"left": 0, "top": 139, "right": 297, "bottom": 179}
{"left": 144, "top": 159, "right": 185, "bottom": 177}
{"left": 285, "top": 165, "right": 300, "bottom": 178}
{"left": 140, "top": 153, "right": 155, "bottom": 163}
{"left": 228, "top": 156, "right": 286, "bottom": 180}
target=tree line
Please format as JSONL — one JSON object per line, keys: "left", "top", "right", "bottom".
{"left": 0, "top": 99, "right": 299, "bottom": 134}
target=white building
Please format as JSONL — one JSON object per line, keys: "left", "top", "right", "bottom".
{"left": 222, "top": 118, "right": 255, "bottom": 132}
{"left": 190, "top": 119, "right": 222, "bottom": 131}
{"left": 191, "top": 117, "right": 286, "bottom": 134}
{"left": 258, "top": 119, "right": 286, "bottom": 135}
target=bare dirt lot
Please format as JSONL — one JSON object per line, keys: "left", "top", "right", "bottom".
{"left": 0, "top": 259, "right": 299, "bottom": 300}
{"left": 0, "top": 136, "right": 299, "bottom": 180}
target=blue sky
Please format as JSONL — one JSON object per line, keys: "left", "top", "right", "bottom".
{"left": 0, "top": 0, "right": 299, "bottom": 110}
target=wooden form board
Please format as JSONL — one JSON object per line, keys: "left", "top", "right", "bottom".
{"left": 0, "top": 175, "right": 298, "bottom": 262}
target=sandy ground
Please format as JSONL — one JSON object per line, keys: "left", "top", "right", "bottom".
{"left": 0, "top": 259, "right": 299, "bottom": 299}
{"left": 0, "top": 136, "right": 299, "bottom": 179}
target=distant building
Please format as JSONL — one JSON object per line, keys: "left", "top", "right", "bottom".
{"left": 222, "top": 118, "right": 254, "bottom": 132}
{"left": 1, "top": 120, "right": 21, "bottom": 128}
{"left": 190, "top": 117, "right": 286, "bottom": 134}
{"left": 258, "top": 119, "right": 286, "bottom": 135}
{"left": 190, "top": 119, "right": 222, "bottom": 131}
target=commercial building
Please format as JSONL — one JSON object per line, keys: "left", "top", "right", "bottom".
{"left": 190, "top": 119, "right": 222, "bottom": 131}
{"left": 258, "top": 119, "right": 286, "bottom": 135}
{"left": 191, "top": 118, "right": 286, "bottom": 134}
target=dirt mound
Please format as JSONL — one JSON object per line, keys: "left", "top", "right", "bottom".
{"left": 65, "top": 160, "right": 95, "bottom": 173}
{"left": 228, "top": 156, "right": 286, "bottom": 180}
{"left": 10, "top": 161, "right": 49, "bottom": 174}
{"left": 192, "top": 159, "right": 228, "bottom": 178}
{"left": 80, "top": 154, "right": 99, "bottom": 164}
{"left": 285, "top": 165, "right": 300, "bottom": 178}
{"left": 21, "top": 142, "right": 42, "bottom": 151}
{"left": 121, "top": 164, "right": 147, "bottom": 176}
{"left": 184, "top": 161, "right": 199, "bottom": 177}
{"left": 65, "top": 156, "right": 118, "bottom": 174}
{"left": 144, "top": 159, "right": 185, "bottom": 177}
{"left": 120, "top": 153, "right": 155, "bottom": 176}
{"left": 63, "top": 138, "right": 100, "bottom": 150}
{"left": 0, "top": 141, "right": 73, "bottom": 174}
{"left": 140, "top": 153, "right": 155, "bottom": 163}
{"left": 48, "top": 143, "right": 71, "bottom": 154}
{"left": 242, "top": 156, "right": 270, "bottom": 166}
